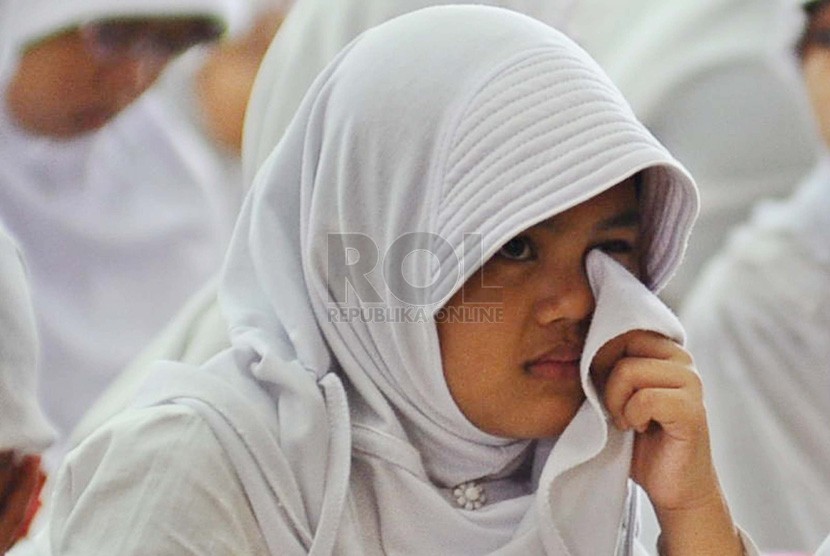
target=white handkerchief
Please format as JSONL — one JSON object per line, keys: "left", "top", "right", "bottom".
{"left": 535, "top": 251, "right": 685, "bottom": 556}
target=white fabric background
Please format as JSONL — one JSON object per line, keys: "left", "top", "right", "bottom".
{"left": 0, "top": 0, "right": 244, "bottom": 469}
{"left": 681, "top": 154, "right": 830, "bottom": 552}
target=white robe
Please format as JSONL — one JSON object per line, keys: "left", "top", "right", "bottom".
{"left": 681, "top": 154, "right": 830, "bottom": 551}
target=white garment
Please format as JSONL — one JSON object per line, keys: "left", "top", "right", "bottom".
{"left": 571, "top": 0, "right": 820, "bottom": 307}
{"left": 0, "top": 224, "right": 55, "bottom": 454}
{"left": 49, "top": 7, "right": 709, "bottom": 555}
{"left": 818, "top": 534, "right": 830, "bottom": 556}
{"left": 0, "top": 0, "right": 243, "bottom": 468}
{"left": 681, "top": 154, "right": 830, "bottom": 551}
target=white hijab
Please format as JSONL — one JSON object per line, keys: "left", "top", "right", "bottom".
{"left": 138, "top": 6, "right": 697, "bottom": 555}
{"left": 0, "top": 0, "right": 244, "bottom": 464}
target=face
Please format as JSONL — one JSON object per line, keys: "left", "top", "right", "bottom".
{"left": 5, "top": 17, "right": 221, "bottom": 138}
{"left": 803, "top": 2, "right": 830, "bottom": 146}
{"left": 437, "top": 180, "right": 642, "bottom": 439}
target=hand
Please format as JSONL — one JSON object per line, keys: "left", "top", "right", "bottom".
{"left": 592, "top": 331, "right": 743, "bottom": 555}
{"left": 0, "top": 452, "right": 46, "bottom": 553}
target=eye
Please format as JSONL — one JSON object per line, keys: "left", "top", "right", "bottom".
{"left": 596, "top": 239, "right": 635, "bottom": 255}
{"left": 497, "top": 236, "right": 536, "bottom": 261}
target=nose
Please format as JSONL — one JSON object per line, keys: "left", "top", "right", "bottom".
{"left": 103, "top": 56, "right": 167, "bottom": 106}
{"left": 532, "top": 267, "right": 595, "bottom": 326}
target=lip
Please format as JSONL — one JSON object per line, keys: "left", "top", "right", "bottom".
{"left": 525, "top": 349, "right": 582, "bottom": 381}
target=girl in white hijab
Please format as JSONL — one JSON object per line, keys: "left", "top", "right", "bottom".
{"left": 48, "top": 7, "right": 758, "bottom": 555}
{"left": 66, "top": 0, "right": 579, "bottom": 449}
{"left": 0, "top": 0, "right": 247, "bottom": 469}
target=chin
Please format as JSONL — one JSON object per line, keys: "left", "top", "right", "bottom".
{"left": 491, "top": 405, "right": 583, "bottom": 440}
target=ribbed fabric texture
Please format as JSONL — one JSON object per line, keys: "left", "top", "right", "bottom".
{"left": 434, "top": 46, "right": 697, "bottom": 298}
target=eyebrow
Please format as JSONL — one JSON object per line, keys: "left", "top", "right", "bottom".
{"left": 595, "top": 208, "right": 641, "bottom": 231}
{"left": 534, "top": 207, "right": 641, "bottom": 233}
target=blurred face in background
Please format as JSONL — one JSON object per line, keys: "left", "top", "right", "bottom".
{"left": 5, "top": 17, "right": 223, "bottom": 138}
{"left": 802, "top": 0, "right": 830, "bottom": 146}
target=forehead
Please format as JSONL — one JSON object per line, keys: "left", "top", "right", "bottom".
{"left": 529, "top": 179, "right": 640, "bottom": 233}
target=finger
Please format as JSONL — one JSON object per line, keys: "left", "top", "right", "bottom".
{"left": 17, "top": 458, "right": 46, "bottom": 540}
{"left": 0, "top": 457, "right": 41, "bottom": 552}
{"left": 623, "top": 387, "right": 706, "bottom": 437}
{"left": 591, "top": 332, "right": 693, "bottom": 399}
{"left": 618, "top": 331, "right": 692, "bottom": 363}
{"left": 604, "top": 359, "right": 700, "bottom": 430}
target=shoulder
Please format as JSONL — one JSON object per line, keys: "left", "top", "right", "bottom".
{"left": 50, "top": 404, "right": 269, "bottom": 555}
{"left": 69, "top": 288, "right": 228, "bottom": 448}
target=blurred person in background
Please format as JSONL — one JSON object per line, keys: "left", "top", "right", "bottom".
{"left": 0, "top": 2, "right": 55, "bottom": 551}
{"left": 195, "top": 0, "right": 287, "bottom": 154}
{"left": 571, "top": 0, "right": 820, "bottom": 308}
{"left": 0, "top": 0, "right": 249, "bottom": 471}
{"left": 679, "top": 0, "right": 830, "bottom": 551}
{"left": 0, "top": 228, "right": 54, "bottom": 553}
{"left": 153, "top": 0, "right": 289, "bottom": 210}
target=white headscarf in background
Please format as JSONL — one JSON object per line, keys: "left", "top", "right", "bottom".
{"left": 241, "top": 0, "right": 578, "bottom": 185}
{"left": 0, "top": 224, "right": 55, "bottom": 454}
{"left": 0, "top": 0, "right": 245, "bottom": 468}
{"left": 137, "top": 6, "right": 697, "bottom": 555}
{"left": 676, "top": 1, "right": 828, "bottom": 551}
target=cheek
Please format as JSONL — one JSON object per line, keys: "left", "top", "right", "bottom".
{"left": 437, "top": 318, "right": 520, "bottom": 430}
{"left": 14, "top": 50, "right": 96, "bottom": 107}
{"left": 438, "top": 319, "right": 514, "bottom": 382}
